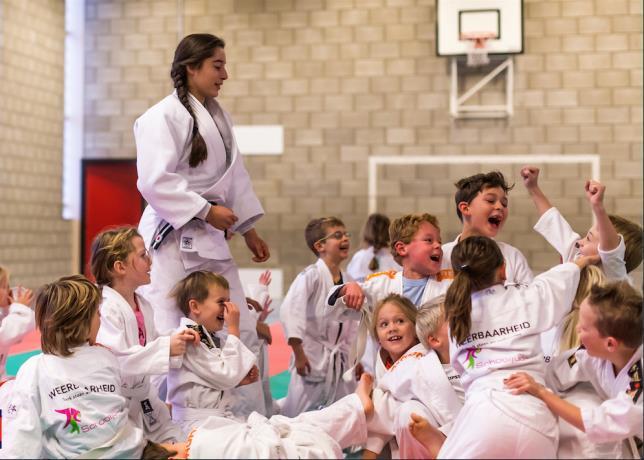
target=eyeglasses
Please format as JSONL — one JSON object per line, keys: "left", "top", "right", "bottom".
{"left": 316, "top": 231, "right": 351, "bottom": 244}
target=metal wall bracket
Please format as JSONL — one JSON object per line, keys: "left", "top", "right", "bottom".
{"left": 450, "top": 57, "right": 514, "bottom": 119}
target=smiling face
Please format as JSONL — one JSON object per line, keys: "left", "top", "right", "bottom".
{"left": 459, "top": 186, "right": 509, "bottom": 238}
{"left": 576, "top": 298, "right": 610, "bottom": 359}
{"left": 396, "top": 221, "right": 442, "bottom": 278}
{"left": 316, "top": 225, "right": 351, "bottom": 264}
{"left": 190, "top": 283, "right": 230, "bottom": 332}
{"left": 376, "top": 301, "right": 418, "bottom": 363}
{"left": 122, "top": 236, "right": 152, "bottom": 288}
{"left": 575, "top": 225, "right": 601, "bottom": 258}
{"left": 187, "top": 47, "right": 228, "bottom": 101}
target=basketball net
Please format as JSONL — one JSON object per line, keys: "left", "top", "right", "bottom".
{"left": 461, "top": 32, "right": 495, "bottom": 67}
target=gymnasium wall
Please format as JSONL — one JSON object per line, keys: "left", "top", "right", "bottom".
{"left": 0, "top": 0, "right": 70, "bottom": 287}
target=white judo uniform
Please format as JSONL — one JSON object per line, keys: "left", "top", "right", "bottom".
{"left": 438, "top": 262, "right": 581, "bottom": 459}
{"left": 368, "top": 344, "right": 464, "bottom": 458}
{"left": 439, "top": 234, "right": 534, "bottom": 286}
{"left": 534, "top": 207, "right": 630, "bottom": 458}
{"left": 327, "top": 270, "right": 451, "bottom": 375}
{"left": 95, "top": 286, "right": 182, "bottom": 443}
{"left": 167, "top": 317, "right": 257, "bottom": 434}
{"left": 185, "top": 392, "right": 369, "bottom": 459}
{"left": 0, "top": 344, "right": 146, "bottom": 459}
{"left": 135, "top": 91, "right": 266, "bottom": 416}
{"left": 279, "top": 259, "right": 360, "bottom": 417}
{"left": 346, "top": 247, "right": 401, "bottom": 283}
{"left": 547, "top": 345, "right": 643, "bottom": 459}
{"left": 0, "top": 301, "right": 35, "bottom": 380}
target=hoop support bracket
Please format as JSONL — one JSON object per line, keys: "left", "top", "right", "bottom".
{"left": 449, "top": 57, "right": 514, "bottom": 119}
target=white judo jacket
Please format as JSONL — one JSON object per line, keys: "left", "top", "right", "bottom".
{"left": 449, "top": 262, "right": 581, "bottom": 440}
{"left": 547, "top": 345, "right": 643, "bottom": 458}
{"left": 167, "top": 317, "right": 257, "bottom": 433}
{"left": 0, "top": 302, "right": 35, "bottom": 380}
{"left": 136, "top": 92, "right": 264, "bottom": 266}
{"left": 280, "top": 259, "right": 359, "bottom": 397}
{"left": 95, "top": 286, "right": 182, "bottom": 442}
{"left": 1, "top": 344, "right": 145, "bottom": 459}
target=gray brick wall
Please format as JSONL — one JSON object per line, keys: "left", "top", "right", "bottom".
{"left": 0, "top": 0, "right": 69, "bottom": 288}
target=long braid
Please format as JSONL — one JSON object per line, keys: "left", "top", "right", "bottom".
{"left": 171, "top": 66, "right": 207, "bottom": 167}
{"left": 365, "top": 213, "right": 391, "bottom": 271}
{"left": 170, "top": 33, "right": 225, "bottom": 168}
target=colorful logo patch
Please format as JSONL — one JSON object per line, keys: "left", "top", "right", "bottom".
{"left": 55, "top": 408, "right": 81, "bottom": 434}
{"left": 465, "top": 347, "right": 482, "bottom": 369}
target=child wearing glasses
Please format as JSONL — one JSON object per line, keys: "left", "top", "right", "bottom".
{"left": 279, "top": 217, "right": 361, "bottom": 417}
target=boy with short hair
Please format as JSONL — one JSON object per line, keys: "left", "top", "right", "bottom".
{"left": 505, "top": 281, "right": 643, "bottom": 458}
{"left": 279, "top": 217, "right": 360, "bottom": 417}
{"left": 522, "top": 166, "right": 642, "bottom": 282}
{"left": 327, "top": 213, "right": 451, "bottom": 374}
{"left": 438, "top": 171, "right": 533, "bottom": 286}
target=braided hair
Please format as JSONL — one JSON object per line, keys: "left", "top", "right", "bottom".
{"left": 363, "top": 213, "right": 391, "bottom": 271}
{"left": 170, "top": 34, "right": 225, "bottom": 168}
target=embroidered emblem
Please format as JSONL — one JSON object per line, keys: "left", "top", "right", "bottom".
{"left": 141, "top": 399, "right": 158, "bottom": 426}
{"left": 55, "top": 407, "right": 81, "bottom": 434}
{"left": 186, "top": 324, "right": 215, "bottom": 349}
{"left": 437, "top": 269, "right": 454, "bottom": 282}
{"left": 567, "top": 345, "right": 585, "bottom": 368}
{"left": 365, "top": 270, "right": 397, "bottom": 281}
{"left": 627, "top": 360, "right": 642, "bottom": 403}
{"left": 181, "top": 237, "right": 193, "bottom": 250}
{"left": 465, "top": 347, "right": 482, "bottom": 369}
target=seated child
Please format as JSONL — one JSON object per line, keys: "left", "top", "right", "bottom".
{"left": 328, "top": 213, "right": 450, "bottom": 374}
{"left": 170, "top": 373, "right": 376, "bottom": 459}
{"left": 0, "top": 265, "right": 34, "bottom": 381}
{"left": 1, "top": 275, "right": 177, "bottom": 459}
{"left": 91, "top": 226, "right": 197, "bottom": 443}
{"left": 168, "top": 270, "right": 259, "bottom": 433}
{"left": 506, "top": 281, "right": 643, "bottom": 459}
{"left": 439, "top": 170, "right": 533, "bottom": 285}
{"left": 347, "top": 213, "right": 401, "bottom": 283}
{"left": 279, "top": 217, "right": 360, "bottom": 417}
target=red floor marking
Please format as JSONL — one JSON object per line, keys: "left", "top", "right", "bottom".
{"left": 8, "top": 329, "right": 40, "bottom": 355}
{"left": 268, "top": 322, "right": 290, "bottom": 376}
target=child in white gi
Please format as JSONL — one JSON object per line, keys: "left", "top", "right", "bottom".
{"left": 347, "top": 213, "right": 401, "bottom": 283}
{"left": 430, "top": 236, "right": 592, "bottom": 458}
{"left": 438, "top": 171, "right": 533, "bottom": 286}
{"left": 91, "top": 226, "right": 198, "bottom": 443}
{"left": 363, "top": 293, "right": 425, "bottom": 458}
{"left": 169, "top": 373, "right": 376, "bottom": 459}
{"left": 168, "top": 270, "right": 259, "bottom": 433}
{"left": 135, "top": 33, "right": 269, "bottom": 417}
{"left": 279, "top": 217, "right": 360, "bottom": 417}
{"left": 329, "top": 213, "right": 450, "bottom": 374}
{"left": 0, "top": 266, "right": 34, "bottom": 381}
{"left": 1, "top": 275, "right": 179, "bottom": 459}
{"left": 506, "top": 281, "right": 643, "bottom": 458}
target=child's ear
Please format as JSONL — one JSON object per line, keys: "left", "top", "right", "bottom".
{"left": 605, "top": 336, "right": 619, "bottom": 352}
{"left": 188, "top": 299, "right": 200, "bottom": 316}
{"left": 112, "top": 260, "right": 126, "bottom": 275}
{"left": 314, "top": 240, "right": 325, "bottom": 255}
{"left": 457, "top": 201, "right": 470, "bottom": 217}
{"left": 428, "top": 334, "right": 440, "bottom": 348}
{"left": 394, "top": 240, "right": 407, "bottom": 258}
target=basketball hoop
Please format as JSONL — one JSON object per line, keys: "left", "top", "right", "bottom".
{"left": 461, "top": 32, "right": 496, "bottom": 67}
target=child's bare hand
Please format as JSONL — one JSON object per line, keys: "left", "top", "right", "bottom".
{"left": 294, "top": 350, "right": 311, "bottom": 376}
{"left": 10, "top": 286, "right": 34, "bottom": 307}
{"left": 238, "top": 365, "right": 260, "bottom": 386}
{"left": 170, "top": 329, "right": 199, "bottom": 356}
{"left": 223, "top": 301, "right": 240, "bottom": 330}
{"left": 259, "top": 270, "right": 272, "bottom": 286}
{"left": 584, "top": 180, "right": 605, "bottom": 207}
{"left": 343, "top": 282, "right": 365, "bottom": 310}
{"left": 504, "top": 372, "right": 543, "bottom": 396}
{"left": 258, "top": 297, "right": 273, "bottom": 323}
{"left": 520, "top": 166, "right": 540, "bottom": 190}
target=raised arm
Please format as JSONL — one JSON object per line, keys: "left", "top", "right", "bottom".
{"left": 585, "top": 180, "right": 620, "bottom": 252}
{"left": 521, "top": 165, "right": 553, "bottom": 217}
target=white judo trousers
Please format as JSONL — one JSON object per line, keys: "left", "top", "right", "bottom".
{"left": 135, "top": 91, "right": 266, "bottom": 417}
{"left": 185, "top": 393, "right": 369, "bottom": 459}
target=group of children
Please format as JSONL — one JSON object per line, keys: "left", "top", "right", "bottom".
{"left": 0, "top": 166, "right": 641, "bottom": 459}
